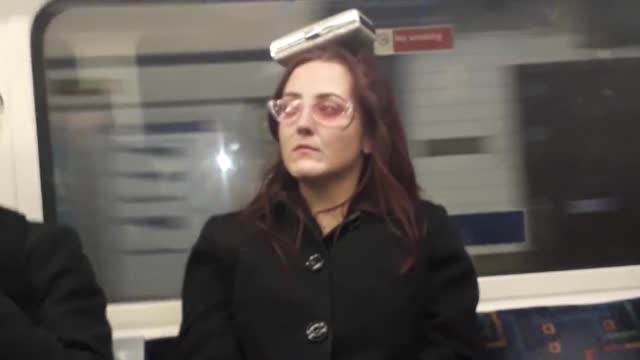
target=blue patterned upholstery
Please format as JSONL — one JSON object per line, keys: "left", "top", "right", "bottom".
{"left": 478, "top": 298, "right": 640, "bottom": 359}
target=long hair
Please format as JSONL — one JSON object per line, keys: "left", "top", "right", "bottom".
{"left": 242, "top": 45, "right": 423, "bottom": 272}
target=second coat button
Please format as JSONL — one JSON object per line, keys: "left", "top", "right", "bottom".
{"left": 306, "top": 321, "right": 329, "bottom": 342}
{"left": 305, "top": 253, "right": 325, "bottom": 272}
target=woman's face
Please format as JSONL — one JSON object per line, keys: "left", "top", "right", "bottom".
{"left": 276, "top": 60, "right": 371, "bottom": 183}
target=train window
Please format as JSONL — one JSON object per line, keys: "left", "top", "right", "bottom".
{"left": 33, "top": 0, "right": 640, "bottom": 302}
{"left": 33, "top": 1, "right": 330, "bottom": 301}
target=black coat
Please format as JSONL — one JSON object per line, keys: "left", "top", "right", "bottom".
{"left": 176, "top": 199, "right": 480, "bottom": 360}
{"left": 0, "top": 207, "right": 113, "bottom": 360}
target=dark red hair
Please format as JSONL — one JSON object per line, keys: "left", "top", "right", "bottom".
{"left": 242, "top": 45, "right": 424, "bottom": 272}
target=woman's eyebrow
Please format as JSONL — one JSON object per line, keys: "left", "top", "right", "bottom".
{"left": 315, "top": 92, "right": 346, "bottom": 100}
{"left": 281, "top": 91, "right": 302, "bottom": 98}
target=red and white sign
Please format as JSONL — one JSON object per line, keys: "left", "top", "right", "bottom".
{"left": 375, "top": 25, "right": 454, "bottom": 56}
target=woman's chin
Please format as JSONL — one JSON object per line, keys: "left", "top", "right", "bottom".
{"left": 288, "top": 163, "right": 328, "bottom": 181}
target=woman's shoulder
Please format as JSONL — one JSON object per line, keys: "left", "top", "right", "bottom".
{"left": 416, "top": 199, "right": 467, "bottom": 252}
{"left": 193, "top": 210, "right": 255, "bottom": 252}
{"left": 200, "top": 211, "right": 243, "bottom": 234}
{"left": 416, "top": 198, "right": 450, "bottom": 224}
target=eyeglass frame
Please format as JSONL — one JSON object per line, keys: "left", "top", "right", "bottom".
{"left": 266, "top": 96, "right": 356, "bottom": 129}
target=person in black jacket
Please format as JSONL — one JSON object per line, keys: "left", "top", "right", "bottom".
{"left": 176, "top": 45, "right": 480, "bottom": 360}
{"left": 0, "top": 206, "right": 113, "bottom": 360}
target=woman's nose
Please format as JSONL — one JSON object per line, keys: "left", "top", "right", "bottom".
{"left": 295, "top": 106, "right": 315, "bottom": 135}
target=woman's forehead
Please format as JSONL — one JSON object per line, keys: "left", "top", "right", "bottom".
{"left": 284, "top": 61, "right": 353, "bottom": 98}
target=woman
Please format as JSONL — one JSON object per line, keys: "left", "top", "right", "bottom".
{"left": 176, "top": 45, "right": 480, "bottom": 360}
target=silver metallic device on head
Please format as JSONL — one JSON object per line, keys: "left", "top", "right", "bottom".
{"left": 269, "top": 8, "right": 376, "bottom": 66}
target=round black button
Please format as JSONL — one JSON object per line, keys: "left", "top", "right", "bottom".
{"left": 306, "top": 321, "right": 329, "bottom": 342}
{"left": 305, "top": 254, "right": 325, "bottom": 272}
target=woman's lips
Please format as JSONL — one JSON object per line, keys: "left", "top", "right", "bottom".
{"left": 293, "top": 144, "right": 319, "bottom": 152}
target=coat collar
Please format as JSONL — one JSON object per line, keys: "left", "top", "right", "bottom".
{"left": 268, "top": 190, "right": 375, "bottom": 236}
